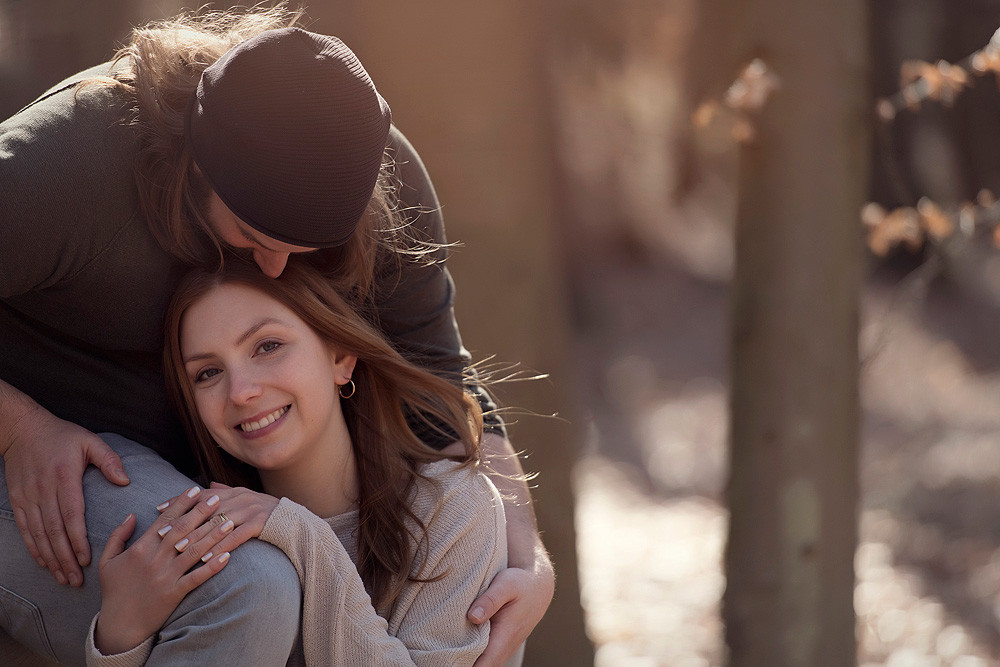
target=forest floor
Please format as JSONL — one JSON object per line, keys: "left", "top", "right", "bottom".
{"left": 571, "top": 258, "right": 1000, "bottom": 666}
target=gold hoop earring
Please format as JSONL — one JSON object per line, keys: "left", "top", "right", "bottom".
{"left": 339, "top": 379, "right": 356, "bottom": 399}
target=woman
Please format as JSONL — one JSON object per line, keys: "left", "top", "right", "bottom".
{"left": 86, "top": 257, "right": 506, "bottom": 665}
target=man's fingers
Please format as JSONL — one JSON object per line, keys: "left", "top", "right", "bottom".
{"left": 470, "top": 565, "right": 550, "bottom": 667}
{"left": 471, "top": 611, "right": 521, "bottom": 667}
{"left": 87, "top": 441, "right": 129, "bottom": 486}
{"left": 11, "top": 506, "right": 45, "bottom": 568}
{"left": 41, "top": 497, "right": 83, "bottom": 586}
{"left": 26, "top": 505, "right": 66, "bottom": 584}
{"left": 468, "top": 574, "right": 518, "bottom": 624}
{"left": 100, "top": 514, "right": 136, "bottom": 565}
{"left": 56, "top": 475, "right": 91, "bottom": 568}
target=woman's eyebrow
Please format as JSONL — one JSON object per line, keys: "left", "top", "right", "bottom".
{"left": 183, "top": 317, "right": 292, "bottom": 364}
{"left": 235, "top": 317, "right": 289, "bottom": 346}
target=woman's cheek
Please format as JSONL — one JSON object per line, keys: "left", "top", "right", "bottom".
{"left": 196, "top": 391, "right": 225, "bottom": 438}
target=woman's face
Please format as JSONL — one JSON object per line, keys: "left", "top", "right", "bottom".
{"left": 179, "top": 282, "right": 356, "bottom": 474}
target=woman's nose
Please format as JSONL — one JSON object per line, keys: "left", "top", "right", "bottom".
{"left": 228, "top": 372, "right": 263, "bottom": 405}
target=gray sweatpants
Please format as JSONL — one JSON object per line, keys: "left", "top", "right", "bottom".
{"left": 0, "top": 434, "right": 301, "bottom": 666}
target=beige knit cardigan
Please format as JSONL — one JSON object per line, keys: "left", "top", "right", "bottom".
{"left": 86, "top": 460, "right": 507, "bottom": 666}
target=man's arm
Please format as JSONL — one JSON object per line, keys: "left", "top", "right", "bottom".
{"left": 0, "top": 378, "right": 130, "bottom": 586}
{"left": 374, "top": 129, "right": 552, "bottom": 662}
{"left": 443, "top": 432, "right": 555, "bottom": 667}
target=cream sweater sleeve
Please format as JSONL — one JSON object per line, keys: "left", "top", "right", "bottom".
{"left": 259, "top": 462, "right": 507, "bottom": 667}
{"left": 83, "top": 613, "right": 154, "bottom": 667}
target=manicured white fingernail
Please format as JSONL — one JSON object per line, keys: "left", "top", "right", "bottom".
{"left": 174, "top": 537, "right": 189, "bottom": 552}
{"left": 156, "top": 501, "right": 170, "bottom": 511}
{"left": 157, "top": 525, "right": 173, "bottom": 537}
{"left": 206, "top": 495, "right": 220, "bottom": 507}
{"left": 186, "top": 486, "right": 201, "bottom": 499}
{"left": 201, "top": 551, "right": 214, "bottom": 563}
{"left": 221, "top": 520, "right": 234, "bottom": 534}
{"left": 218, "top": 552, "right": 230, "bottom": 564}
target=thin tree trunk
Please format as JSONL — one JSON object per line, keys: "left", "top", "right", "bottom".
{"left": 724, "top": 2, "right": 869, "bottom": 666}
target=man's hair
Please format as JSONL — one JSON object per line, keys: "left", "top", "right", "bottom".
{"left": 84, "top": 3, "right": 404, "bottom": 297}
{"left": 163, "top": 256, "right": 484, "bottom": 615}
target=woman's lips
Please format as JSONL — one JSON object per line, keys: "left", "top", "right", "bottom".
{"left": 235, "top": 405, "right": 290, "bottom": 439}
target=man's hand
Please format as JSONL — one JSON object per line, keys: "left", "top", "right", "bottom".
{"left": 444, "top": 431, "right": 555, "bottom": 666}
{"left": 469, "top": 546, "right": 555, "bottom": 667}
{"left": 2, "top": 404, "right": 129, "bottom": 586}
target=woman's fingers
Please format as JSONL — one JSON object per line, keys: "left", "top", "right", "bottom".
{"left": 169, "top": 494, "right": 225, "bottom": 548}
{"left": 177, "top": 550, "right": 231, "bottom": 595}
{"left": 142, "top": 486, "right": 204, "bottom": 545}
{"left": 100, "top": 514, "right": 136, "bottom": 565}
{"left": 188, "top": 520, "right": 260, "bottom": 568}
{"left": 156, "top": 482, "right": 232, "bottom": 512}
{"left": 175, "top": 513, "right": 236, "bottom": 570}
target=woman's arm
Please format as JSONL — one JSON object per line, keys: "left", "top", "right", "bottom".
{"left": 258, "top": 464, "right": 506, "bottom": 666}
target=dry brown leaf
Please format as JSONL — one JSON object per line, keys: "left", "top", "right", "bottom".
{"left": 861, "top": 202, "right": 888, "bottom": 228}
{"left": 724, "top": 58, "right": 780, "bottom": 111}
{"left": 691, "top": 101, "right": 720, "bottom": 129}
{"left": 731, "top": 116, "right": 755, "bottom": 143}
{"left": 917, "top": 197, "right": 954, "bottom": 241}
{"left": 876, "top": 98, "right": 896, "bottom": 121}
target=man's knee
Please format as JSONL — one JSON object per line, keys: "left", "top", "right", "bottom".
{"left": 168, "top": 538, "right": 301, "bottom": 636}
{"left": 232, "top": 540, "right": 302, "bottom": 623}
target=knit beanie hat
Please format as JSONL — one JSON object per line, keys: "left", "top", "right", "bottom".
{"left": 185, "top": 27, "right": 392, "bottom": 247}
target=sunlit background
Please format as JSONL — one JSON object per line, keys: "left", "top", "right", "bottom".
{"left": 7, "top": 1, "right": 1000, "bottom": 665}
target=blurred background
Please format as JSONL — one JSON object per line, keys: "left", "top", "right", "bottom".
{"left": 8, "top": 1, "right": 1000, "bottom": 665}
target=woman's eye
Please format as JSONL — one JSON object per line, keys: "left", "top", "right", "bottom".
{"left": 195, "top": 368, "right": 221, "bottom": 383}
{"left": 258, "top": 340, "right": 281, "bottom": 354}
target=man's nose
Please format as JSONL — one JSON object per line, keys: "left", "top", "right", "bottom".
{"left": 254, "top": 249, "right": 290, "bottom": 278}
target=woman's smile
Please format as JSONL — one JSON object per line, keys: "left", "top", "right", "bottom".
{"left": 236, "top": 404, "right": 291, "bottom": 438}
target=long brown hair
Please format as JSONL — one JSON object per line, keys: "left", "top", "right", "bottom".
{"left": 83, "top": 3, "right": 405, "bottom": 298}
{"left": 163, "top": 257, "right": 483, "bottom": 614}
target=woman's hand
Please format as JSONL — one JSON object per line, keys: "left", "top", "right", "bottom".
{"left": 94, "top": 487, "right": 233, "bottom": 655}
{"left": 155, "top": 482, "right": 279, "bottom": 556}
{"left": 2, "top": 402, "right": 129, "bottom": 587}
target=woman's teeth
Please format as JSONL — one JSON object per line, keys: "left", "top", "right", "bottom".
{"left": 239, "top": 406, "right": 289, "bottom": 432}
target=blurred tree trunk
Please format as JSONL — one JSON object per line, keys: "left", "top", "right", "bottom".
{"left": 724, "top": 1, "right": 868, "bottom": 666}
{"left": 313, "top": 2, "right": 593, "bottom": 665}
